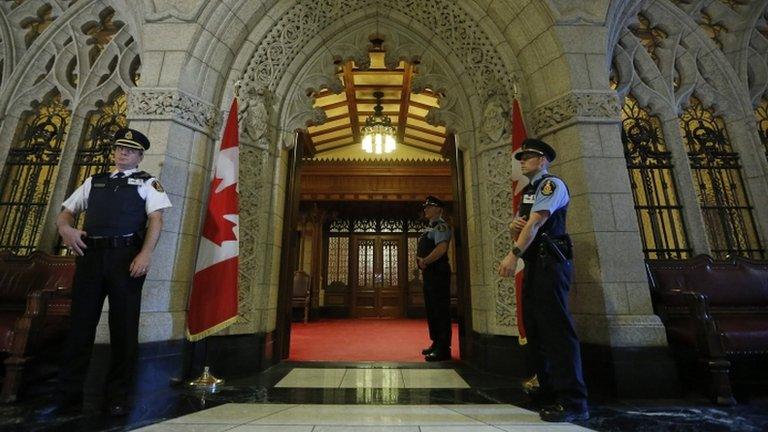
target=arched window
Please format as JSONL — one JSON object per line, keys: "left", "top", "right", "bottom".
{"left": 756, "top": 96, "right": 768, "bottom": 160}
{"left": 68, "top": 91, "right": 127, "bottom": 197}
{"left": 620, "top": 95, "right": 691, "bottom": 259}
{"left": 680, "top": 97, "right": 764, "bottom": 259}
{"left": 0, "top": 91, "right": 71, "bottom": 254}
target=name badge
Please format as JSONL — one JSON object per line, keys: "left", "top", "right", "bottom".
{"left": 127, "top": 178, "right": 143, "bottom": 186}
{"left": 523, "top": 194, "right": 536, "bottom": 204}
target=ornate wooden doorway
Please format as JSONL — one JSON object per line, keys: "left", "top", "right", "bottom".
{"left": 351, "top": 235, "right": 404, "bottom": 318}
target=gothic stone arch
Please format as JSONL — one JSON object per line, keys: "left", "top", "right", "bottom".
{"left": 226, "top": 0, "right": 534, "bottom": 338}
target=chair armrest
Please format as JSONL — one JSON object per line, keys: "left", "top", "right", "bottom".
{"left": 662, "top": 289, "right": 726, "bottom": 359}
{"left": 7, "top": 286, "right": 71, "bottom": 358}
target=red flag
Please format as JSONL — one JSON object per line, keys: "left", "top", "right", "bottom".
{"left": 510, "top": 98, "right": 528, "bottom": 345}
{"left": 187, "top": 98, "right": 239, "bottom": 341}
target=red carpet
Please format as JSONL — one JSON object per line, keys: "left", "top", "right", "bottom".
{"left": 289, "top": 318, "right": 459, "bottom": 362}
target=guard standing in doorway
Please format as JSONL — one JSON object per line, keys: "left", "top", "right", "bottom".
{"left": 40, "top": 128, "right": 171, "bottom": 418}
{"left": 498, "top": 138, "right": 589, "bottom": 422}
{"left": 417, "top": 195, "right": 452, "bottom": 361}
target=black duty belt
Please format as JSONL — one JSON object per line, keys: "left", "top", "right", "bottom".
{"left": 84, "top": 234, "right": 140, "bottom": 249}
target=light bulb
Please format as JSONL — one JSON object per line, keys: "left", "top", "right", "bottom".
{"left": 362, "top": 134, "right": 373, "bottom": 153}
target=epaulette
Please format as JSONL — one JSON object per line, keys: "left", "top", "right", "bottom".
{"left": 130, "top": 171, "right": 152, "bottom": 180}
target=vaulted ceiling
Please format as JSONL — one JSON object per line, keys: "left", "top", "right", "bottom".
{"left": 306, "top": 50, "right": 447, "bottom": 158}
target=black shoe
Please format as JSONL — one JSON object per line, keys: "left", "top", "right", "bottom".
{"left": 424, "top": 350, "right": 451, "bottom": 362}
{"left": 35, "top": 399, "right": 82, "bottom": 417}
{"left": 527, "top": 389, "right": 556, "bottom": 409}
{"left": 106, "top": 403, "right": 129, "bottom": 417}
{"left": 421, "top": 345, "right": 435, "bottom": 355}
{"left": 539, "top": 404, "right": 589, "bottom": 422}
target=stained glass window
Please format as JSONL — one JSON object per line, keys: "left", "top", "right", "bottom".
{"left": 357, "top": 239, "right": 375, "bottom": 287}
{"left": 680, "top": 97, "right": 764, "bottom": 258}
{"left": 326, "top": 236, "right": 349, "bottom": 285}
{"left": 382, "top": 240, "right": 399, "bottom": 286}
{"left": 756, "top": 97, "right": 768, "bottom": 160}
{"left": 353, "top": 218, "right": 377, "bottom": 233}
{"left": 69, "top": 91, "right": 127, "bottom": 194}
{"left": 329, "top": 218, "right": 350, "bottom": 233}
{"left": 621, "top": 96, "right": 691, "bottom": 259}
{"left": 0, "top": 91, "right": 71, "bottom": 254}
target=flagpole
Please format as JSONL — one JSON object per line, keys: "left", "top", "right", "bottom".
{"left": 187, "top": 84, "right": 242, "bottom": 391}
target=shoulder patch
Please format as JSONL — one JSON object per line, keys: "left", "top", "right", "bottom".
{"left": 436, "top": 223, "right": 448, "bottom": 232}
{"left": 152, "top": 180, "right": 165, "bottom": 193}
{"left": 541, "top": 179, "right": 556, "bottom": 196}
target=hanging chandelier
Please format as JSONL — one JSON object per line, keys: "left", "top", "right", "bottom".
{"left": 361, "top": 91, "right": 396, "bottom": 154}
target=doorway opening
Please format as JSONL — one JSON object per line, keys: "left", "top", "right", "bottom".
{"left": 274, "top": 43, "right": 472, "bottom": 363}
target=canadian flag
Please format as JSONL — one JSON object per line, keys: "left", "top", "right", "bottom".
{"left": 186, "top": 98, "right": 239, "bottom": 341}
{"left": 510, "top": 98, "right": 529, "bottom": 345}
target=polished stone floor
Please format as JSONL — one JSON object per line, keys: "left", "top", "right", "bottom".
{"left": 2, "top": 361, "right": 767, "bottom": 432}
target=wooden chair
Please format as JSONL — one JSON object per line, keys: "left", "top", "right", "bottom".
{"left": 0, "top": 251, "right": 75, "bottom": 403}
{"left": 292, "top": 270, "right": 311, "bottom": 323}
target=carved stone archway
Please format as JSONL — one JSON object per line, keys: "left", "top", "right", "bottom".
{"left": 228, "top": 0, "right": 530, "bottom": 341}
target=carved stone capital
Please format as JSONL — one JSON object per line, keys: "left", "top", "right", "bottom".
{"left": 128, "top": 88, "right": 220, "bottom": 134}
{"left": 531, "top": 90, "right": 621, "bottom": 136}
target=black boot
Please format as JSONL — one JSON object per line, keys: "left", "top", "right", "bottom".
{"left": 424, "top": 348, "right": 451, "bottom": 362}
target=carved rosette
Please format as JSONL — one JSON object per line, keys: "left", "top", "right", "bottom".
{"left": 127, "top": 89, "right": 220, "bottom": 135}
{"left": 531, "top": 91, "right": 622, "bottom": 137}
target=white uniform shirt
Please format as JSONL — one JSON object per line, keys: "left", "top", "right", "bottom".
{"left": 62, "top": 168, "right": 172, "bottom": 216}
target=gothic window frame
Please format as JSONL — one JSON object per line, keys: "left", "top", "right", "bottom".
{"left": 679, "top": 96, "right": 764, "bottom": 259}
{"left": 0, "top": 90, "right": 71, "bottom": 255}
{"left": 620, "top": 95, "right": 692, "bottom": 259}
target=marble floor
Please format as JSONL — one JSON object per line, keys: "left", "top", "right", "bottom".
{"left": 134, "top": 403, "right": 594, "bottom": 431}
{"left": 2, "top": 362, "right": 767, "bottom": 432}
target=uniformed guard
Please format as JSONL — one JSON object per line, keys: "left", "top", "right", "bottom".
{"left": 417, "top": 195, "right": 453, "bottom": 361}
{"left": 40, "top": 128, "right": 172, "bottom": 418}
{"left": 498, "top": 138, "right": 589, "bottom": 422}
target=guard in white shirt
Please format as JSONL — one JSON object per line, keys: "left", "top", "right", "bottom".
{"left": 42, "top": 128, "right": 171, "bottom": 418}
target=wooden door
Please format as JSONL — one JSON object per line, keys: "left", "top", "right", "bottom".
{"left": 351, "top": 235, "right": 404, "bottom": 318}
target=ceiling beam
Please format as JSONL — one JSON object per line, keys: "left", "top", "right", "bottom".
{"left": 343, "top": 62, "right": 361, "bottom": 144}
{"left": 314, "top": 140, "right": 356, "bottom": 152}
{"left": 397, "top": 63, "right": 413, "bottom": 145}
{"left": 309, "top": 123, "right": 352, "bottom": 137}
{"left": 313, "top": 134, "right": 354, "bottom": 146}
{"left": 354, "top": 84, "right": 403, "bottom": 90}
{"left": 317, "top": 99, "right": 350, "bottom": 110}
{"left": 405, "top": 123, "right": 446, "bottom": 138}
{"left": 405, "top": 132, "right": 444, "bottom": 146}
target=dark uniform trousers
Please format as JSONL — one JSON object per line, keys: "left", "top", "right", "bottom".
{"left": 59, "top": 244, "right": 145, "bottom": 404}
{"left": 522, "top": 253, "right": 587, "bottom": 411}
{"left": 422, "top": 261, "right": 452, "bottom": 350}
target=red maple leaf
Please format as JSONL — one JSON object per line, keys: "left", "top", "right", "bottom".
{"left": 202, "top": 177, "right": 238, "bottom": 246}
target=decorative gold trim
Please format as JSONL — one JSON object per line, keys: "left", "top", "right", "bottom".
{"left": 186, "top": 315, "right": 239, "bottom": 342}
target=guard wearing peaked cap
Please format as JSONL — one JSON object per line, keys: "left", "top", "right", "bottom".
{"left": 114, "top": 127, "right": 151, "bottom": 151}
{"left": 423, "top": 195, "right": 445, "bottom": 208}
{"left": 42, "top": 127, "right": 172, "bottom": 418}
{"left": 499, "top": 137, "right": 589, "bottom": 423}
{"left": 514, "top": 138, "right": 556, "bottom": 162}
{"left": 417, "top": 195, "right": 453, "bottom": 362}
